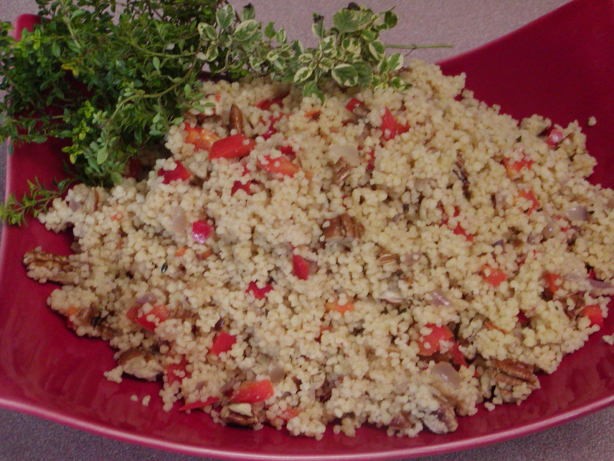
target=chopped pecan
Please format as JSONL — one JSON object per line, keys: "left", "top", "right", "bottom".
{"left": 116, "top": 347, "right": 162, "bottom": 381}
{"left": 315, "top": 379, "right": 334, "bottom": 403}
{"left": 219, "top": 402, "right": 264, "bottom": 428}
{"left": 322, "top": 213, "right": 364, "bottom": 245}
{"left": 389, "top": 412, "right": 414, "bottom": 431}
{"left": 378, "top": 251, "right": 399, "bottom": 270}
{"left": 378, "top": 283, "right": 404, "bottom": 305}
{"left": 423, "top": 398, "right": 458, "bottom": 434}
{"left": 489, "top": 358, "right": 539, "bottom": 402}
{"left": 332, "top": 158, "right": 352, "bottom": 186}
{"left": 229, "top": 103, "right": 244, "bottom": 134}
{"left": 23, "top": 248, "right": 90, "bottom": 285}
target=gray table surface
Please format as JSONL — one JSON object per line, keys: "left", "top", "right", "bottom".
{"left": 1, "top": 1, "right": 612, "bottom": 460}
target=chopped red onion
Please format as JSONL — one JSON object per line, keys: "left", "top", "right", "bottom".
{"left": 136, "top": 293, "right": 157, "bottom": 305}
{"left": 588, "top": 279, "right": 614, "bottom": 295}
{"left": 566, "top": 205, "right": 588, "bottom": 222}
{"left": 431, "top": 362, "right": 461, "bottom": 388}
{"left": 430, "top": 290, "right": 451, "bottom": 307}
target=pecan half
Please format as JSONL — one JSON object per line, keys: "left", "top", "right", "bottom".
{"left": 322, "top": 213, "right": 364, "bottom": 245}
{"left": 229, "top": 103, "right": 244, "bottom": 134}
{"left": 23, "top": 248, "right": 90, "bottom": 285}
{"left": 422, "top": 398, "right": 458, "bottom": 434}
{"left": 489, "top": 358, "right": 539, "bottom": 402}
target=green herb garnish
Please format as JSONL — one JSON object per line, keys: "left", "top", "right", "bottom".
{"left": 0, "top": 0, "right": 449, "bottom": 224}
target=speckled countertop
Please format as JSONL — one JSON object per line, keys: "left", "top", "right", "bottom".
{"left": 0, "top": 1, "right": 611, "bottom": 460}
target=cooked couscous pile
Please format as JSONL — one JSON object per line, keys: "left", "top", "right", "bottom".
{"left": 24, "top": 61, "right": 613, "bottom": 438}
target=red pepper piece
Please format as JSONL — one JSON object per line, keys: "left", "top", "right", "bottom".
{"left": 158, "top": 161, "right": 192, "bottom": 184}
{"left": 292, "top": 254, "right": 312, "bottom": 280}
{"left": 503, "top": 156, "right": 534, "bottom": 177}
{"left": 209, "top": 331, "right": 236, "bottom": 356}
{"left": 518, "top": 189, "right": 540, "bottom": 214}
{"left": 480, "top": 264, "right": 508, "bottom": 287}
{"left": 126, "top": 304, "right": 169, "bottom": 332}
{"left": 345, "top": 97, "right": 366, "bottom": 113}
{"left": 543, "top": 272, "right": 561, "bottom": 295}
{"left": 209, "top": 134, "right": 255, "bottom": 159}
{"left": 580, "top": 305, "right": 603, "bottom": 328}
{"left": 179, "top": 396, "right": 220, "bottom": 412}
{"left": 256, "top": 94, "right": 288, "bottom": 110}
{"left": 192, "top": 220, "right": 213, "bottom": 244}
{"left": 184, "top": 124, "right": 219, "bottom": 151}
{"left": 546, "top": 127, "right": 564, "bottom": 147}
{"left": 417, "top": 324, "right": 454, "bottom": 356}
{"left": 259, "top": 155, "right": 300, "bottom": 177}
{"left": 231, "top": 180, "right": 254, "bottom": 196}
{"left": 278, "top": 145, "right": 296, "bottom": 159}
{"left": 381, "top": 107, "right": 409, "bottom": 141}
{"left": 246, "top": 281, "right": 273, "bottom": 299}
{"left": 165, "top": 358, "right": 190, "bottom": 385}
{"left": 231, "top": 380, "right": 274, "bottom": 403}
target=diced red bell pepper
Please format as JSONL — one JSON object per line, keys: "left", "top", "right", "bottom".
{"left": 192, "top": 220, "right": 213, "bottom": 244}
{"left": 158, "top": 161, "right": 192, "bottom": 184}
{"left": 231, "top": 180, "right": 254, "bottom": 196}
{"left": 259, "top": 155, "right": 300, "bottom": 177}
{"left": 256, "top": 94, "right": 288, "bottom": 110}
{"left": 246, "top": 281, "right": 273, "bottom": 299}
{"left": 366, "top": 150, "right": 376, "bottom": 171}
{"left": 518, "top": 189, "right": 540, "bottom": 214}
{"left": 209, "top": 331, "right": 236, "bottom": 356}
{"left": 179, "top": 396, "right": 220, "bottom": 412}
{"left": 453, "top": 222, "right": 474, "bottom": 242}
{"left": 546, "top": 127, "right": 564, "bottom": 147}
{"left": 165, "top": 358, "right": 190, "bottom": 385}
{"left": 231, "top": 379, "right": 274, "bottom": 403}
{"left": 325, "top": 301, "right": 355, "bottom": 314}
{"left": 381, "top": 107, "right": 409, "bottom": 141}
{"left": 449, "top": 342, "right": 468, "bottom": 368}
{"left": 209, "top": 134, "right": 255, "bottom": 159}
{"left": 543, "top": 272, "right": 561, "bottom": 295}
{"left": 345, "top": 97, "right": 366, "bottom": 114}
{"left": 278, "top": 145, "right": 296, "bottom": 158}
{"left": 184, "top": 124, "right": 219, "bottom": 151}
{"left": 278, "top": 407, "right": 300, "bottom": 422}
{"left": 292, "top": 254, "right": 312, "bottom": 280}
{"left": 126, "top": 304, "right": 169, "bottom": 332}
{"left": 480, "top": 264, "right": 508, "bottom": 287}
{"left": 580, "top": 305, "right": 604, "bottom": 328}
{"left": 517, "top": 311, "right": 530, "bottom": 326}
{"left": 417, "top": 324, "right": 454, "bottom": 356}
{"left": 503, "top": 156, "right": 534, "bottom": 177}
{"left": 262, "top": 114, "right": 283, "bottom": 140}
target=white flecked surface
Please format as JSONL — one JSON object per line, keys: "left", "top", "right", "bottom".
{"left": 0, "top": 1, "right": 612, "bottom": 459}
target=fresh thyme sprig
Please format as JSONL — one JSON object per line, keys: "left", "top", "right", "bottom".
{"left": 0, "top": 177, "right": 73, "bottom": 225}
{"left": 0, "top": 1, "right": 450, "bottom": 224}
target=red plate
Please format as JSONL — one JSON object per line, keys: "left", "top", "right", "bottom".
{"left": 1, "top": 1, "right": 612, "bottom": 459}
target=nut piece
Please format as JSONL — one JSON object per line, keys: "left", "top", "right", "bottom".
{"left": 489, "top": 358, "right": 539, "bottom": 403}
{"left": 229, "top": 103, "right": 244, "bottom": 134}
{"left": 23, "top": 247, "right": 90, "bottom": 285}
{"left": 220, "top": 402, "right": 263, "bottom": 428}
{"left": 332, "top": 158, "right": 352, "bottom": 186}
{"left": 423, "top": 398, "right": 458, "bottom": 434}
{"left": 378, "top": 251, "right": 399, "bottom": 270}
{"left": 322, "top": 213, "right": 364, "bottom": 245}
